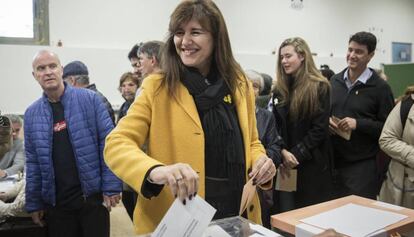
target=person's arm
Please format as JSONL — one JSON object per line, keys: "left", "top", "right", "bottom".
{"left": 2, "top": 140, "right": 25, "bottom": 177}
{"left": 23, "top": 111, "right": 44, "bottom": 214}
{"left": 356, "top": 83, "right": 395, "bottom": 139}
{"left": 379, "top": 101, "right": 414, "bottom": 168}
{"left": 0, "top": 180, "right": 25, "bottom": 217}
{"left": 105, "top": 77, "right": 199, "bottom": 202}
{"left": 245, "top": 80, "right": 275, "bottom": 188}
{"left": 262, "top": 112, "right": 282, "bottom": 166}
{"left": 0, "top": 179, "right": 23, "bottom": 201}
{"left": 94, "top": 94, "right": 122, "bottom": 197}
{"left": 290, "top": 86, "right": 330, "bottom": 163}
{"left": 104, "top": 77, "right": 165, "bottom": 199}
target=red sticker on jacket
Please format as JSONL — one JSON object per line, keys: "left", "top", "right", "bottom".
{"left": 53, "top": 121, "right": 67, "bottom": 132}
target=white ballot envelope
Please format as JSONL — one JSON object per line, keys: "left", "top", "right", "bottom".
{"left": 152, "top": 195, "right": 216, "bottom": 237}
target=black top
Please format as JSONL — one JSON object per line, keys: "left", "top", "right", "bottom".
{"left": 255, "top": 107, "right": 282, "bottom": 165}
{"left": 86, "top": 83, "right": 115, "bottom": 125}
{"left": 330, "top": 68, "right": 395, "bottom": 165}
{"left": 117, "top": 100, "right": 132, "bottom": 123}
{"left": 273, "top": 80, "right": 333, "bottom": 209}
{"left": 50, "top": 101, "right": 82, "bottom": 208}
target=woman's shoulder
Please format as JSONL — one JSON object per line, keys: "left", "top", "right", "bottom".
{"left": 140, "top": 73, "right": 165, "bottom": 90}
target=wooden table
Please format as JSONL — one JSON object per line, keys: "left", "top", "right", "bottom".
{"left": 271, "top": 195, "right": 414, "bottom": 236}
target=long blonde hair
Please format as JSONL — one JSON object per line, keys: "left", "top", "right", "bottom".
{"left": 275, "top": 37, "right": 330, "bottom": 121}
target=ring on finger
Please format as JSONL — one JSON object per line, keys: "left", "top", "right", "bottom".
{"left": 267, "top": 170, "right": 272, "bottom": 174}
{"left": 176, "top": 177, "right": 183, "bottom": 182}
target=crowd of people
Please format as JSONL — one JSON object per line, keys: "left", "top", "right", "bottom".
{"left": 1, "top": 0, "right": 413, "bottom": 237}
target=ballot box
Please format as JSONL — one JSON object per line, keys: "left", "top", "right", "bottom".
{"left": 139, "top": 216, "right": 281, "bottom": 237}
{"left": 271, "top": 195, "right": 414, "bottom": 237}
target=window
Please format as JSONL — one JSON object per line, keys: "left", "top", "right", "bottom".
{"left": 0, "top": 0, "right": 49, "bottom": 45}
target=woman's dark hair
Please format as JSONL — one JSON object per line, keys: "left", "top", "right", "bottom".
{"left": 161, "top": 0, "right": 243, "bottom": 96}
{"left": 118, "top": 72, "right": 140, "bottom": 92}
{"left": 260, "top": 73, "right": 273, "bottom": 96}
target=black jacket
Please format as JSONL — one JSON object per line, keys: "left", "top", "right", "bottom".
{"left": 87, "top": 84, "right": 115, "bottom": 125}
{"left": 256, "top": 107, "right": 282, "bottom": 166}
{"left": 330, "top": 68, "right": 394, "bottom": 164}
{"left": 273, "top": 83, "right": 333, "bottom": 208}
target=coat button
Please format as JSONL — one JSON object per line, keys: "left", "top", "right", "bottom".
{"left": 249, "top": 205, "right": 254, "bottom": 212}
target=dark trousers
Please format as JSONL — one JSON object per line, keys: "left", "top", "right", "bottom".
{"left": 0, "top": 217, "right": 47, "bottom": 237}
{"left": 46, "top": 200, "right": 109, "bottom": 237}
{"left": 257, "top": 188, "right": 273, "bottom": 229}
{"left": 333, "top": 158, "right": 378, "bottom": 199}
{"left": 122, "top": 190, "right": 137, "bottom": 220}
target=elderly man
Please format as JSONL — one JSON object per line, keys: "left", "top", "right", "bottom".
{"left": 63, "top": 60, "right": 115, "bottom": 124}
{"left": 24, "top": 50, "right": 122, "bottom": 237}
{"left": 0, "top": 114, "right": 25, "bottom": 178}
{"left": 137, "top": 40, "right": 164, "bottom": 78}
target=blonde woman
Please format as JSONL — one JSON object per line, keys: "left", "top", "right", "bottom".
{"left": 272, "top": 37, "right": 333, "bottom": 211}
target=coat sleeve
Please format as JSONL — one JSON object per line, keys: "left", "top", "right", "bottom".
{"left": 246, "top": 80, "right": 267, "bottom": 166}
{"left": 262, "top": 113, "right": 283, "bottom": 166}
{"left": 23, "top": 110, "right": 44, "bottom": 213}
{"left": 104, "top": 77, "right": 164, "bottom": 199}
{"left": 93, "top": 94, "right": 122, "bottom": 196}
{"left": 379, "top": 101, "right": 414, "bottom": 168}
{"left": 4, "top": 140, "right": 25, "bottom": 176}
{"left": 291, "top": 86, "right": 331, "bottom": 163}
{"left": 357, "top": 82, "right": 395, "bottom": 139}
{"left": 244, "top": 80, "right": 271, "bottom": 190}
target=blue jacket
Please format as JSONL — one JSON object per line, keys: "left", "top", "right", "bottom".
{"left": 24, "top": 84, "right": 122, "bottom": 213}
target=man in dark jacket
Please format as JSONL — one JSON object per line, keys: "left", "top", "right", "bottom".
{"left": 25, "top": 50, "right": 122, "bottom": 237}
{"left": 330, "top": 32, "right": 394, "bottom": 199}
{"left": 63, "top": 60, "right": 115, "bottom": 124}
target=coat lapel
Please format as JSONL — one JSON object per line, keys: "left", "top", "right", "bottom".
{"left": 175, "top": 82, "right": 202, "bottom": 129}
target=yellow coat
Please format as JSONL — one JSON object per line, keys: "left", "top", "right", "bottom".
{"left": 104, "top": 73, "right": 267, "bottom": 235}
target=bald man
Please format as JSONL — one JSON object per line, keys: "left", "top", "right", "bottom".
{"left": 24, "top": 50, "right": 122, "bottom": 237}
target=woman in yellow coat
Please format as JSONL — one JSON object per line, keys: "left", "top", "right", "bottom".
{"left": 104, "top": 0, "right": 276, "bottom": 235}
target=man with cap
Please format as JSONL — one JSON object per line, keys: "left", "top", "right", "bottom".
{"left": 63, "top": 61, "right": 115, "bottom": 124}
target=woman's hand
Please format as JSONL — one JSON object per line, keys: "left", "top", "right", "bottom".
{"left": 249, "top": 155, "right": 276, "bottom": 185}
{"left": 149, "top": 163, "right": 199, "bottom": 204}
{"left": 281, "top": 149, "right": 299, "bottom": 169}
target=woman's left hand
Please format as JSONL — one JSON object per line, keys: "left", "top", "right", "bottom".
{"left": 249, "top": 155, "right": 276, "bottom": 185}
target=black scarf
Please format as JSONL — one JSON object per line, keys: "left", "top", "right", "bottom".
{"left": 181, "top": 67, "right": 245, "bottom": 190}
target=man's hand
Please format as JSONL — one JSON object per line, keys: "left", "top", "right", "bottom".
{"left": 337, "top": 117, "right": 356, "bottom": 131}
{"left": 103, "top": 194, "right": 121, "bottom": 212}
{"left": 149, "top": 163, "right": 199, "bottom": 204}
{"left": 329, "top": 117, "right": 338, "bottom": 135}
{"left": 31, "top": 210, "right": 46, "bottom": 227}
